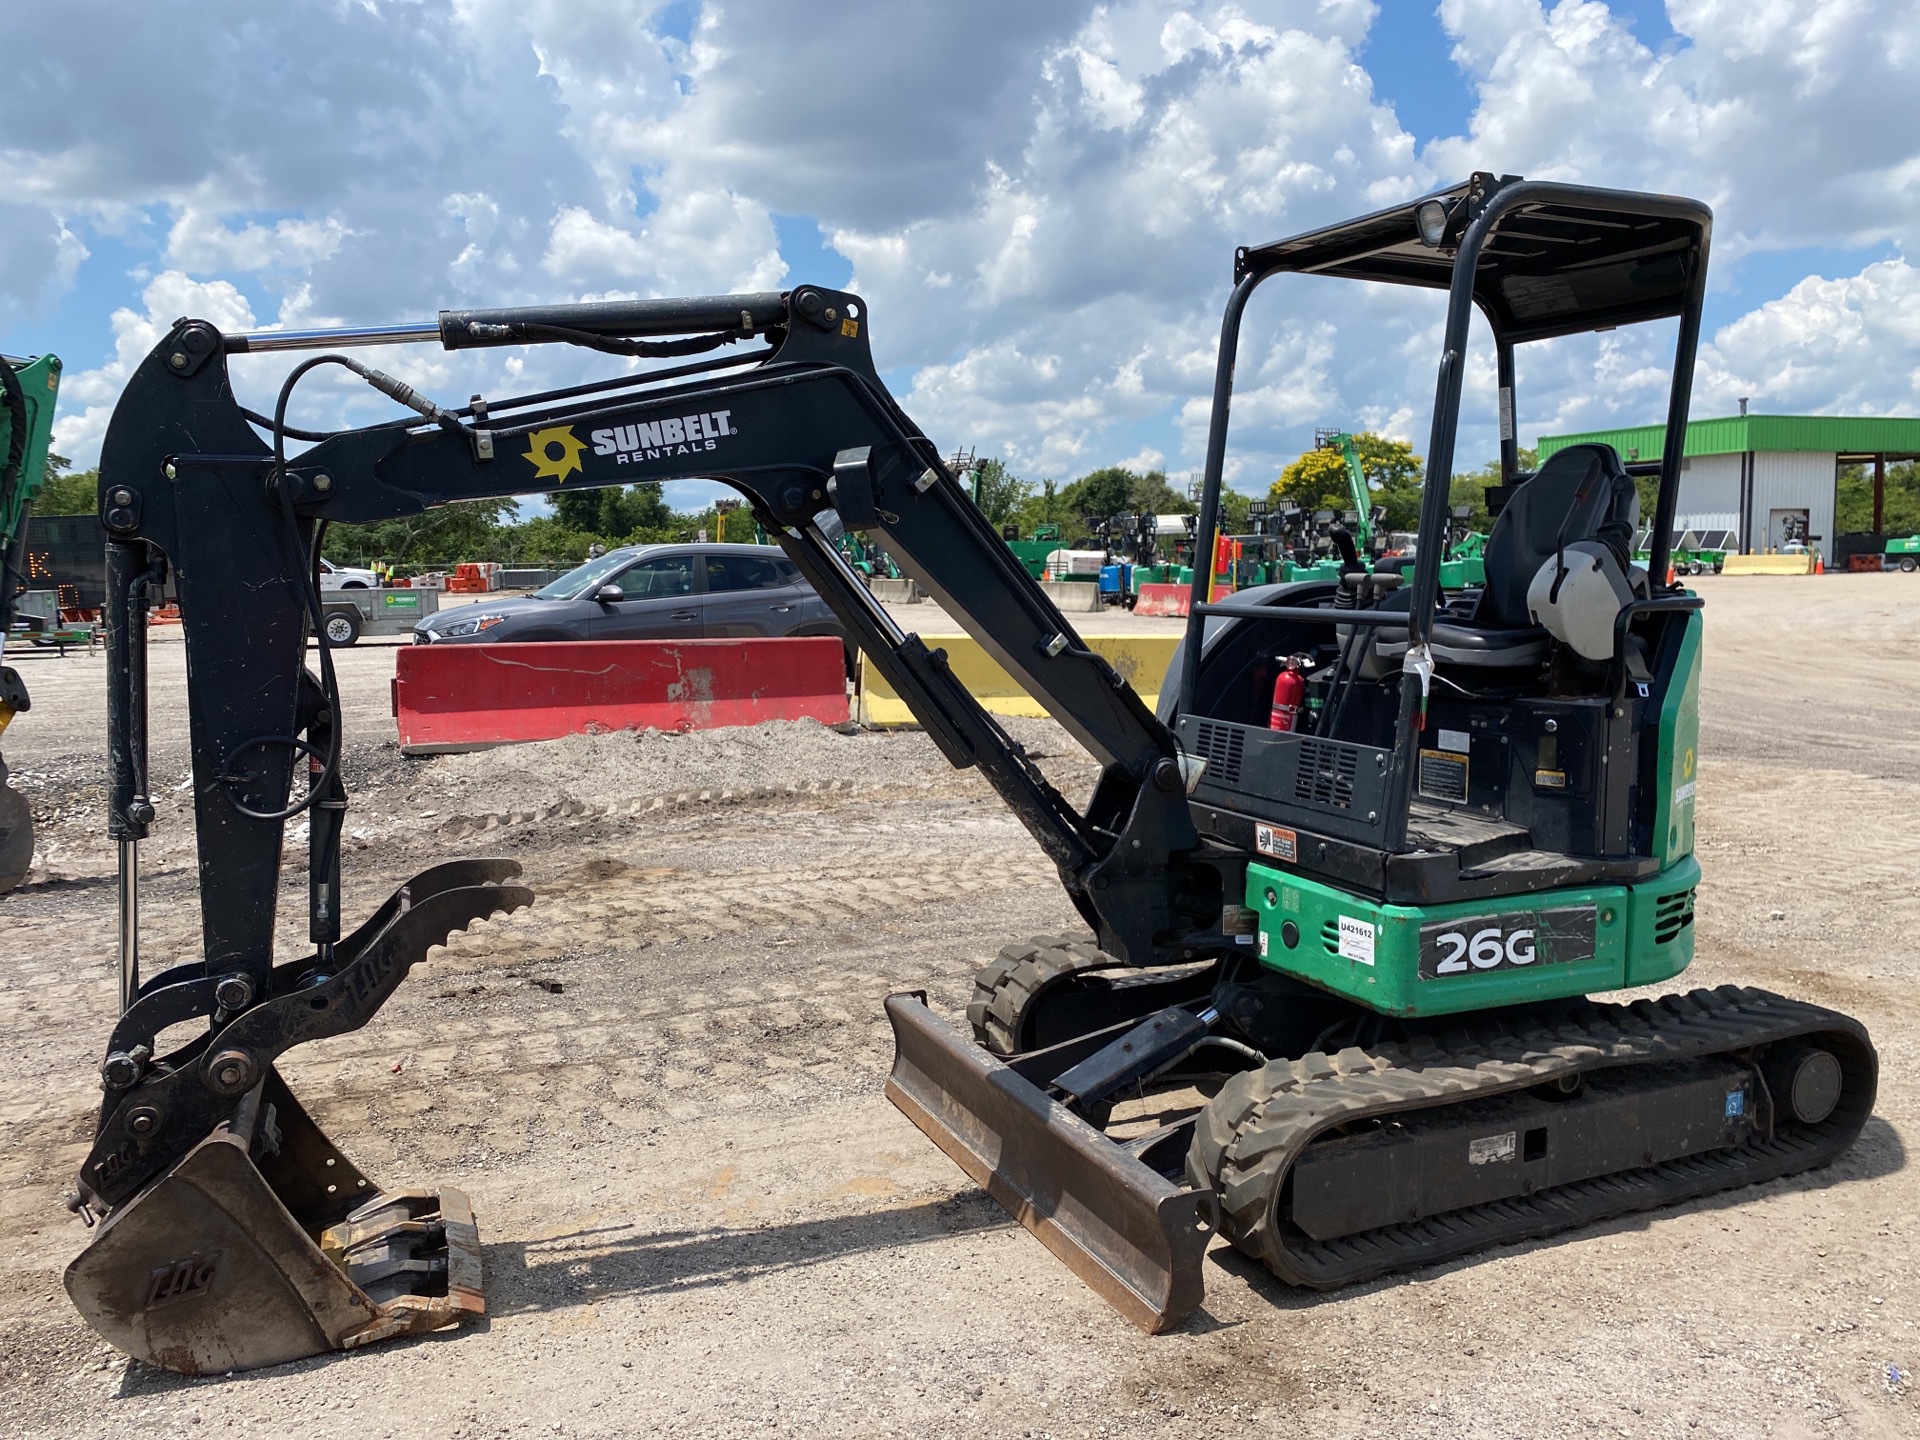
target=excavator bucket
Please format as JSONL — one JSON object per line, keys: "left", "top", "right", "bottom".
{"left": 66, "top": 1069, "right": 482, "bottom": 1375}
{"left": 883, "top": 992, "right": 1214, "bottom": 1333}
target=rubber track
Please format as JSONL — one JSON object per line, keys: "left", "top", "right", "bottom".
{"left": 1188, "top": 985, "right": 1876, "bottom": 1289}
{"left": 966, "top": 935, "right": 1111, "bottom": 1054}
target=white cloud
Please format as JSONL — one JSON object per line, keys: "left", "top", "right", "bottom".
{"left": 167, "top": 209, "right": 350, "bottom": 272}
{"left": 1693, "top": 258, "right": 1920, "bottom": 415}
{"left": 52, "top": 272, "right": 259, "bottom": 462}
{"left": 0, "top": 201, "right": 87, "bottom": 327}
{"left": 6, "top": 0, "right": 1919, "bottom": 491}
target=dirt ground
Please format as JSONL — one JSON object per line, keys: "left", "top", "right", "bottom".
{"left": 0, "top": 574, "right": 1914, "bottom": 1439}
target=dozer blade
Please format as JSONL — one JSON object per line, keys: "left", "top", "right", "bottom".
{"left": 883, "top": 992, "right": 1214, "bottom": 1333}
{"left": 66, "top": 1070, "right": 482, "bottom": 1375}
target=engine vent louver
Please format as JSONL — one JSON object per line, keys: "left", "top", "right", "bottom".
{"left": 1653, "top": 887, "right": 1696, "bottom": 945}
{"left": 1294, "top": 739, "right": 1358, "bottom": 810}
{"left": 1193, "top": 721, "right": 1246, "bottom": 787}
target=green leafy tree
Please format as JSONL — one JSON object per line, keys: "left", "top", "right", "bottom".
{"left": 329, "top": 496, "right": 519, "bottom": 566}
{"left": 1835, "top": 460, "right": 1920, "bottom": 537}
{"left": 1125, "top": 470, "right": 1194, "bottom": 518}
{"left": 549, "top": 483, "right": 673, "bottom": 541}
{"left": 28, "top": 453, "right": 98, "bottom": 515}
{"left": 623, "top": 481, "right": 673, "bottom": 534}
{"left": 1271, "top": 433, "right": 1425, "bottom": 530}
{"left": 968, "top": 458, "right": 1031, "bottom": 526}
{"left": 1448, "top": 447, "right": 1537, "bottom": 530}
{"left": 490, "top": 515, "right": 599, "bottom": 565}
{"left": 1015, "top": 478, "right": 1076, "bottom": 535}
{"left": 1059, "top": 465, "right": 1135, "bottom": 523}
{"left": 1216, "top": 489, "right": 1253, "bottom": 534}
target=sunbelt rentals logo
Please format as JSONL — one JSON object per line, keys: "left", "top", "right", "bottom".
{"left": 591, "top": 410, "right": 736, "bottom": 465}
{"left": 523, "top": 425, "right": 586, "bottom": 483}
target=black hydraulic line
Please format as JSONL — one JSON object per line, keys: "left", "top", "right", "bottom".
{"left": 219, "top": 356, "right": 356, "bottom": 825}
{"left": 454, "top": 347, "right": 774, "bottom": 418}
{"left": 238, "top": 407, "right": 372, "bottom": 443}
{"left": 438, "top": 293, "right": 789, "bottom": 350}
{"left": 107, "top": 538, "right": 160, "bottom": 1015}
{"left": 474, "top": 321, "right": 740, "bottom": 360}
{"left": 238, "top": 349, "right": 779, "bottom": 446}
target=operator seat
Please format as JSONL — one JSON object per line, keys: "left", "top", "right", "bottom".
{"left": 1375, "top": 443, "right": 1641, "bottom": 669}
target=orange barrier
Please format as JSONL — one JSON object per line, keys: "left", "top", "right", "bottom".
{"left": 392, "top": 637, "right": 849, "bottom": 753}
{"left": 1134, "top": 583, "right": 1191, "bottom": 617}
{"left": 444, "top": 562, "right": 503, "bottom": 593}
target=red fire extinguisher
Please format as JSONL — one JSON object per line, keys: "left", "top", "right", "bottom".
{"left": 1269, "top": 656, "right": 1306, "bottom": 732}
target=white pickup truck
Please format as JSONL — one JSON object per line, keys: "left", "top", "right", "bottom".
{"left": 318, "top": 558, "right": 380, "bottom": 590}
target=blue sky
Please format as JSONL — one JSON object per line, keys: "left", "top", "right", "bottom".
{"left": 5, "top": 1, "right": 1916, "bottom": 511}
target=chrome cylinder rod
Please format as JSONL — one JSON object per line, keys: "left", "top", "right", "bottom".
{"left": 225, "top": 322, "right": 440, "bottom": 354}
{"left": 117, "top": 840, "right": 139, "bottom": 1014}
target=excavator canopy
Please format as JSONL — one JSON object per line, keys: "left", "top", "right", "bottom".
{"left": 1237, "top": 171, "right": 1710, "bottom": 342}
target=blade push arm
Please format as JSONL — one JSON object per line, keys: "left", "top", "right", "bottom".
{"left": 97, "top": 289, "right": 1213, "bottom": 988}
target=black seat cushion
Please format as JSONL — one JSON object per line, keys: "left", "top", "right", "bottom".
{"left": 1375, "top": 619, "right": 1549, "bottom": 668}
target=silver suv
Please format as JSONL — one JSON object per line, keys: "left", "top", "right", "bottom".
{"left": 412, "top": 542, "right": 850, "bottom": 667}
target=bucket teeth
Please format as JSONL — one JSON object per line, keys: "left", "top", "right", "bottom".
{"left": 65, "top": 1072, "right": 485, "bottom": 1375}
{"left": 68, "top": 862, "right": 525, "bottom": 1374}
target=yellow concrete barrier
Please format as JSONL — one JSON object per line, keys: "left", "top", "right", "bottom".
{"left": 1719, "top": 553, "right": 1815, "bottom": 576}
{"left": 856, "top": 633, "right": 1181, "bottom": 726}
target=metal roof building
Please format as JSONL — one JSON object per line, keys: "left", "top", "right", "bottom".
{"left": 1537, "top": 414, "right": 1920, "bottom": 561}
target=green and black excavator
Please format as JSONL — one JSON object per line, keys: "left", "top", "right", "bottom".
{"left": 64, "top": 174, "right": 1873, "bottom": 1372}
{"left": 1, "top": 349, "right": 61, "bottom": 893}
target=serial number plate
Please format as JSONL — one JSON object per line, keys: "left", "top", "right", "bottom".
{"left": 1417, "top": 906, "right": 1597, "bottom": 979}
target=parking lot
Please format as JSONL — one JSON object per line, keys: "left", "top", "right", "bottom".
{"left": 0, "top": 573, "right": 1915, "bottom": 1438}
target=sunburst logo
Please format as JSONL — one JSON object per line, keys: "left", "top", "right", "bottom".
{"left": 523, "top": 425, "right": 586, "bottom": 483}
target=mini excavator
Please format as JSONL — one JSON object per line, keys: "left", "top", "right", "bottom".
{"left": 67, "top": 175, "right": 1875, "bottom": 1370}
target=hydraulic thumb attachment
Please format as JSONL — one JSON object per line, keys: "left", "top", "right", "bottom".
{"left": 67, "top": 860, "right": 531, "bottom": 1374}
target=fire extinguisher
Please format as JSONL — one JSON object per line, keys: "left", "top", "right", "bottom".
{"left": 1269, "top": 655, "right": 1307, "bottom": 732}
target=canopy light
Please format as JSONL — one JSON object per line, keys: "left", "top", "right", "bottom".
{"left": 1414, "top": 198, "right": 1455, "bottom": 247}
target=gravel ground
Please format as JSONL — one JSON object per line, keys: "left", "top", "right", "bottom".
{"left": 0, "top": 574, "right": 1915, "bottom": 1438}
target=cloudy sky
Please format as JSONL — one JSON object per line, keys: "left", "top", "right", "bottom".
{"left": 3, "top": 0, "right": 1916, "bottom": 508}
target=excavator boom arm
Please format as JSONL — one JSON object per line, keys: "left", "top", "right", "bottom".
{"left": 94, "top": 289, "right": 1206, "bottom": 1012}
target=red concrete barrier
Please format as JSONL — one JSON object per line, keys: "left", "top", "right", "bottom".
{"left": 393, "top": 637, "right": 848, "bottom": 753}
{"left": 1133, "top": 583, "right": 1191, "bottom": 618}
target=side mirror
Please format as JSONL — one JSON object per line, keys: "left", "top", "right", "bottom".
{"left": 593, "top": 584, "right": 625, "bottom": 603}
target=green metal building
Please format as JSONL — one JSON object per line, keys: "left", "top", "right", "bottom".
{"left": 1538, "top": 414, "right": 1920, "bottom": 561}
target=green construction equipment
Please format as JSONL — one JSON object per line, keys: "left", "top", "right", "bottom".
{"left": 1, "top": 350, "right": 62, "bottom": 893}
{"left": 1314, "top": 429, "right": 1381, "bottom": 558}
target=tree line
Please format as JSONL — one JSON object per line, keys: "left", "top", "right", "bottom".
{"left": 36, "top": 432, "right": 1823, "bottom": 568}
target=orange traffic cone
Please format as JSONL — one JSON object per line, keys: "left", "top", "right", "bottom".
{"left": 1814, "top": 553, "right": 1825, "bottom": 574}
